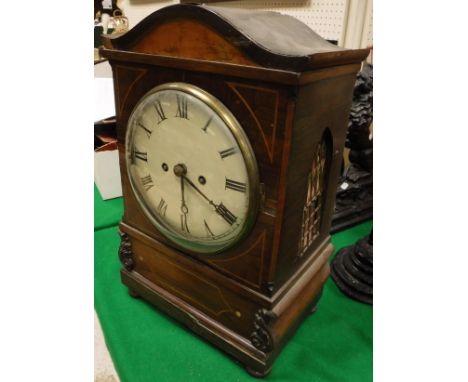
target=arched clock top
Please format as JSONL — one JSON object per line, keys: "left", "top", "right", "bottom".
{"left": 102, "top": 4, "right": 369, "bottom": 71}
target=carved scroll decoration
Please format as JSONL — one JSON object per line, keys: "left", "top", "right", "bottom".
{"left": 298, "top": 139, "right": 328, "bottom": 256}
{"left": 118, "top": 231, "right": 135, "bottom": 271}
{"left": 250, "top": 309, "right": 277, "bottom": 353}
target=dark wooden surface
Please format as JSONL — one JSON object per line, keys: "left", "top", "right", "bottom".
{"left": 274, "top": 73, "right": 358, "bottom": 287}
{"left": 101, "top": 4, "right": 368, "bottom": 376}
{"left": 103, "top": 4, "right": 368, "bottom": 71}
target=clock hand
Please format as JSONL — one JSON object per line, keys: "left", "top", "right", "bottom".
{"left": 180, "top": 175, "right": 189, "bottom": 215}
{"left": 181, "top": 174, "right": 237, "bottom": 226}
{"left": 181, "top": 174, "right": 212, "bottom": 205}
{"left": 173, "top": 164, "right": 237, "bottom": 225}
{"left": 174, "top": 164, "right": 190, "bottom": 233}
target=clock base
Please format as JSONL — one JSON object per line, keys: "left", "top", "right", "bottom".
{"left": 128, "top": 288, "right": 141, "bottom": 299}
{"left": 245, "top": 365, "right": 272, "bottom": 378}
{"left": 119, "top": 242, "right": 332, "bottom": 376}
{"left": 309, "top": 286, "right": 324, "bottom": 314}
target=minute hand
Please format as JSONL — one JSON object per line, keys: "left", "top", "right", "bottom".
{"left": 182, "top": 175, "right": 237, "bottom": 225}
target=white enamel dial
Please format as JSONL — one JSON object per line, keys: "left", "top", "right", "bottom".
{"left": 125, "top": 83, "right": 259, "bottom": 254}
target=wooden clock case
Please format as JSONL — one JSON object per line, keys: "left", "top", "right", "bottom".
{"left": 101, "top": 4, "right": 368, "bottom": 377}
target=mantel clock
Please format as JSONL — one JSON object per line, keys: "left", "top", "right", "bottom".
{"left": 101, "top": 4, "right": 368, "bottom": 377}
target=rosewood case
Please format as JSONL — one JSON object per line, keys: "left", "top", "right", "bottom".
{"left": 101, "top": 4, "right": 368, "bottom": 376}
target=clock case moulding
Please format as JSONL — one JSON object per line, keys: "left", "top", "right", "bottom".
{"left": 101, "top": 4, "right": 369, "bottom": 377}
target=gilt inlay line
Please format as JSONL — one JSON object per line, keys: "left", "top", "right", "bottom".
{"left": 145, "top": 253, "right": 236, "bottom": 317}
{"left": 298, "top": 139, "right": 327, "bottom": 256}
{"left": 115, "top": 65, "right": 148, "bottom": 116}
{"left": 227, "top": 82, "right": 279, "bottom": 163}
{"left": 211, "top": 229, "right": 267, "bottom": 288}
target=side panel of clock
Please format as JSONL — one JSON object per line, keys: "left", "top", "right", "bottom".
{"left": 273, "top": 70, "right": 359, "bottom": 288}
{"left": 111, "top": 61, "right": 292, "bottom": 294}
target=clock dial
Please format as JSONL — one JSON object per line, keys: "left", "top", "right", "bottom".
{"left": 126, "top": 83, "right": 259, "bottom": 254}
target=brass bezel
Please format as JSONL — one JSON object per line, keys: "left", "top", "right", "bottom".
{"left": 125, "top": 82, "right": 260, "bottom": 255}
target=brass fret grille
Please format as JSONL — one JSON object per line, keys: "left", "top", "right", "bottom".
{"left": 298, "top": 140, "right": 327, "bottom": 256}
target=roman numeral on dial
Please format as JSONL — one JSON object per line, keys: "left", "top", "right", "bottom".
{"left": 215, "top": 203, "right": 237, "bottom": 225}
{"left": 137, "top": 121, "right": 152, "bottom": 139}
{"left": 225, "top": 178, "right": 247, "bottom": 193}
{"left": 204, "top": 219, "right": 215, "bottom": 237}
{"left": 201, "top": 116, "right": 213, "bottom": 133}
{"left": 219, "top": 147, "right": 237, "bottom": 159}
{"left": 175, "top": 94, "right": 189, "bottom": 119}
{"left": 180, "top": 214, "right": 190, "bottom": 233}
{"left": 154, "top": 99, "right": 167, "bottom": 124}
{"left": 140, "top": 174, "right": 154, "bottom": 191}
{"left": 132, "top": 148, "right": 147, "bottom": 163}
{"left": 157, "top": 198, "right": 167, "bottom": 216}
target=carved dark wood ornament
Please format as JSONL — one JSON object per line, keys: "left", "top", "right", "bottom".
{"left": 118, "top": 231, "right": 135, "bottom": 271}
{"left": 298, "top": 139, "right": 328, "bottom": 256}
{"left": 250, "top": 309, "right": 277, "bottom": 353}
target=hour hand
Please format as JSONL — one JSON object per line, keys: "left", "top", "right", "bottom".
{"left": 179, "top": 176, "right": 190, "bottom": 233}
{"left": 174, "top": 164, "right": 190, "bottom": 232}
{"left": 180, "top": 176, "right": 189, "bottom": 215}
{"left": 174, "top": 163, "right": 190, "bottom": 213}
